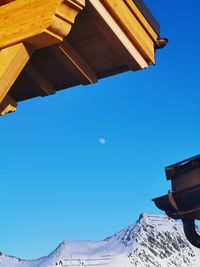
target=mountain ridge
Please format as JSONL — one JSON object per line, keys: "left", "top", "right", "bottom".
{"left": 1, "top": 213, "right": 200, "bottom": 267}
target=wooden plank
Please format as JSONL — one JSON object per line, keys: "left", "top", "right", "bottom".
{"left": 88, "top": 0, "right": 148, "bottom": 69}
{"left": 25, "top": 63, "right": 56, "bottom": 96}
{"left": 0, "top": 43, "right": 32, "bottom": 103}
{"left": 100, "top": 0, "right": 155, "bottom": 64}
{"left": 123, "top": 0, "right": 158, "bottom": 42}
{"left": 58, "top": 42, "right": 98, "bottom": 84}
{"left": 0, "top": 95, "right": 16, "bottom": 116}
{"left": 0, "top": 0, "right": 58, "bottom": 49}
{"left": 0, "top": 0, "right": 85, "bottom": 50}
{"left": 131, "top": 0, "right": 160, "bottom": 35}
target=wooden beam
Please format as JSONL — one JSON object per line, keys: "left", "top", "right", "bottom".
{"left": 25, "top": 63, "right": 56, "bottom": 96}
{"left": 88, "top": 0, "right": 148, "bottom": 69}
{"left": 0, "top": 0, "right": 85, "bottom": 50}
{"left": 0, "top": 95, "right": 16, "bottom": 116}
{"left": 56, "top": 42, "right": 97, "bottom": 84}
{"left": 100, "top": 0, "right": 155, "bottom": 64}
{"left": 123, "top": 0, "right": 158, "bottom": 42}
{"left": 0, "top": 43, "right": 32, "bottom": 104}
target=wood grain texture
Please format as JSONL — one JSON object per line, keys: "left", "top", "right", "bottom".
{"left": 89, "top": 0, "right": 148, "bottom": 69}
{"left": 0, "top": 0, "right": 85, "bottom": 49}
{"left": 123, "top": 0, "right": 158, "bottom": 42}
{"left": 0, "top": 0, "right": 160, "bottom": 116}
{"left": 46, "top": 0, "right": 85, "bottom": 42}
{"left": 0, "top": 43, "right": 32, "bottom": 103}
{"left": 100, "top": 0, "right": 155, "bottom": 64}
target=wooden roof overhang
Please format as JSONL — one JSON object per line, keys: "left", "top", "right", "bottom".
{"left": 0, "top": 0, "right": 165, "bottom": 116}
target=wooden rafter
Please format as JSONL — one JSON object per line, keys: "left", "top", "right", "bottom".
{"left": 58, "top": 42, "right": 97, "bottom": 84}
{"left": 0, "top": 0, "right": 85, "bottom": 50}
{"left": 0, "top": 0, "right": 86, "bottom": 116}
{"left": 123, "top": 0, "right": 158, "bottom": 42}
{"left": 100, "top": 0, "right": 155, "bottom": 64}
{"left": 0, "top": 0, "right": 162, "bottom": 116}
{"left": 25, "top": 64, "right": 56, "bottom": 96}
{"left": 0, "top": 43, "right": 33, "bottom": 103}
{"left": 88, "top": 0, "right": 148, "bottom": 69}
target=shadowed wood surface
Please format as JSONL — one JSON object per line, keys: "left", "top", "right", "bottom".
{"left": 0, "top": 0, "right": 161, "bottom": 115}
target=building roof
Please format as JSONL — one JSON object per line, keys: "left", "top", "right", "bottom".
{"left": 133, "top": 0, "right": 160, "bottom": 35}
{"left": 0, "top": 0, "right": 163, "bottom": 115}
{"left": 165, "top": 155, "right": 200, "bottom": 180}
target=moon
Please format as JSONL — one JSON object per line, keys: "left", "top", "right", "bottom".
{"left": 99, "top": 138, "right": 106, "bottom": 145}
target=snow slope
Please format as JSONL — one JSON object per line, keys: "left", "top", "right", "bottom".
{"left": 1, "top": 214, "right": 200, "bottom": 267}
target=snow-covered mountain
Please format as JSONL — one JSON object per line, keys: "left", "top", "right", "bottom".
{"left": 1, "top": 214, "right": 200, "bottom": 267}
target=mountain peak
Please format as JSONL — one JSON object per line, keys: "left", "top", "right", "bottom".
{"left": 1, "top": 214, "right": 200, "bottom": 267}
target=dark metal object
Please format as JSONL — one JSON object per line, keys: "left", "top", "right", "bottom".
{"left": 182, "top": 219, "right": 200, "bottom": 248}
{"left": 152, "top": 155, "right": 200, "bottom": 248}
{"left": 155, "top": 38, "right": 168, "bottom": 49}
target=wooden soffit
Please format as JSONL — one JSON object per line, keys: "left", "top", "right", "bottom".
{"left": 0, "top": 0, "right": 163, "bottom": 116}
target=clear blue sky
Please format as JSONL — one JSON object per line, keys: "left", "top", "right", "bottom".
{"left": 1, "top": 0, "right": 200, "bottom": 260}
